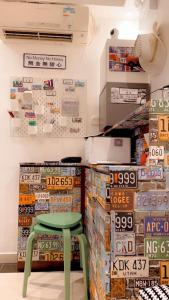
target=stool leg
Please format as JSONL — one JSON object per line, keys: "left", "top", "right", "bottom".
{"left": 78, "top": 234, "right": 88, "bottom": 300}
{"left": 22, "top": 231, "right": 36, "bottom": 298}
{"left": 28, "top": 224, "right": 35, "bottom": 277}
{"left": 63, "top": 229, "right": 71, "bottom": 300}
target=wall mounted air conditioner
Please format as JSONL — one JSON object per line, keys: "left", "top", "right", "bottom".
{"left": 0, "top": 2, "right": 90, "bottom": 44}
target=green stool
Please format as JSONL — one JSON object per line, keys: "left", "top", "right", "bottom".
{"left": 22, "top": 212, "right": 88, "bottom": 300}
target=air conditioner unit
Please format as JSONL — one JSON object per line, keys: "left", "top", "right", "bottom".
{"left": 0, "top": 2, "right": 90, "bottom": 44}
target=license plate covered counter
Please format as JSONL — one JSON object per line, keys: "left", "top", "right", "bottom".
{"left": 85, "top": 164, "right": 167, "bottom": 300}
{"left": 18, "top": 163, "right": 85, "bottom": 270}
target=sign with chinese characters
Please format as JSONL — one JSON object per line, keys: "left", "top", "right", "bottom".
{"left": 23, "top": 53, "right": 66, "bottom": 70}
{"left": 111, "top": 257, "right": 149, "bottom": 278}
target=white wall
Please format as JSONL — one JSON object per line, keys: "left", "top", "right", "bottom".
{"left": 0, "top": 6, "right": 139, "bottom": 257}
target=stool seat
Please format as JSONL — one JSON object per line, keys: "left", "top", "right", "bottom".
{"left": 34, "top": 223, "right": 83, "bottom": 235}
{"left": 36, "top": 212, "right": 82, "bottom": 229}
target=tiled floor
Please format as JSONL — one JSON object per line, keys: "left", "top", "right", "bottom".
{"left": 0, "top": 270, "right": 85, "bottom": 300}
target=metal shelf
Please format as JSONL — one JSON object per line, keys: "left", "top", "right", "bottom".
{"left": 103, "top": 102, "right": 149, "bottom": 135}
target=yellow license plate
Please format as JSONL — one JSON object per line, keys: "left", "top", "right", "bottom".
{"left": 19, "top": 194, "right": 35, "bottom": 205}
{"left": 160, "top": 261, "right": 169, "bottom": 284}
{"left": 46, "top": 176, "right": 73, "bottom": 190}
{"left": 44, "top": 252, "right": 64, "bottom": 262}
{"left": 158, "top": 115, "right": 169, "bottom": 141}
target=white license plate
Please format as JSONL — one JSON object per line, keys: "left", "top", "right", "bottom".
{"left": 35, "top": 192, "right": 50, "bottom": 200}
{"left": 114, "top": 233, "right": 135, "bottom": 256}
{"left": 20, "top": 173, "right": 41, "bottom": 184}
{"left": 111, "top": 257, "right": 149, "bottom": 278}
{"left": 149, "top": 146, "right": 164, "bottom": 160}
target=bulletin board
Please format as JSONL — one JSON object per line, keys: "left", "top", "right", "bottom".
{"left": 9, "top": 77, "right": 87, "bottom": 137}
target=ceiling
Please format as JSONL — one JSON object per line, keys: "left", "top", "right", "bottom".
{"left": 2, "top": 0, "right": 127, "bottom": 6}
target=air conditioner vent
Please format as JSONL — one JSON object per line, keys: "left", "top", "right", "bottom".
{"left": 3, "top": 30, "right": 73, "bottom": 42}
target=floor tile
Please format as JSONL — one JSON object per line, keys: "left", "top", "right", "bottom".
{"left": 0, "top": 271, "right": 85, "bottom": 300}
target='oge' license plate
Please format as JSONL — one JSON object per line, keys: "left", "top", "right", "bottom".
{"left": 110, "top": 171, "right": 137, "bottom": 189}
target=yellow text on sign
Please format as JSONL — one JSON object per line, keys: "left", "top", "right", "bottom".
{"left": 46, "top": 176, "right": 73, "bottom": 190}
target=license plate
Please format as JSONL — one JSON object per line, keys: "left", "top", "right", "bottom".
{"left": 41, "top": 167, "right": 61, "bottom": 176}
{"left": 21, "top": 227, "right": 30, "bottom": 238}
{"left": 158, "top": 115, "right": 169, "bottom": 141}
{"left": 150, "top": 98, "right": 169, "bottom": 114}
{"left": 29, "top": 184, "right": 46, "bottom": 192}
{"left": 111, "top": 278, "right": 126, "bottom": 298}
{"left": 20, "top": 173, "right": 41, "bottom": 184}
{"left": 18, "top": 205, "right": 35, "bottom": 215}
{"left": 49, "top": 195, "right": 72, "bottom": 204}
{"left": 160, "top": 261, "right": 169, "bottom": 284}
{"left": 114, "top": 212, "right": 133, "bottom": 232}
{"left": 35, "top": 192, "right": 50, "bottom": 200}
{"left": 111, "top": 257, "right": 149, "bottom": 278}
{"left": 135, "top": 191, "right": 169, "bottom": 211}
{"left": 110, "top": 190, "right": 134, "bottom": 211}
{"left": 46, "top": 176, "right": 73, "bottom": 190}
{"left": 110, "top": 170, "right": 137, "bottom": 189}
{"left": 114, "top": 232, "right": 135, "bottom": 256}
{"left": 19, "top": 194, "right": 35, "bottom": 205}
{"left": 149, "top": 146, "right": 164, "bottom": 160}
{"left": 134, "top": 278, "right": 160, "bottom": 288}
{"left": 145, "top": 237, "right": 169, "bottom": 259}
{"left": 144, "top": 217, "right": 169, "bottom": 236}
{"left": 18, "top": 250, "right": 39, "bottom": 261}
{"left": 138, "top": 166, "right": 163, "bottom": 180}
{"left": 19, "top": 183, "right": 29, "bottom": 193}
{"left": 21, "top": 166, "right": 40, "bottom": 173}
{"left": 43, "top": 252, "right": 64, "bottom": 262}
{"left": 35, "top": 202, "right": 49, "bottom": 211}
{"left": 38, "top": 240, "right": 63, "bottom": 251}
{"left": 18, "top": 216, "right": 32, "bottom": 226}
